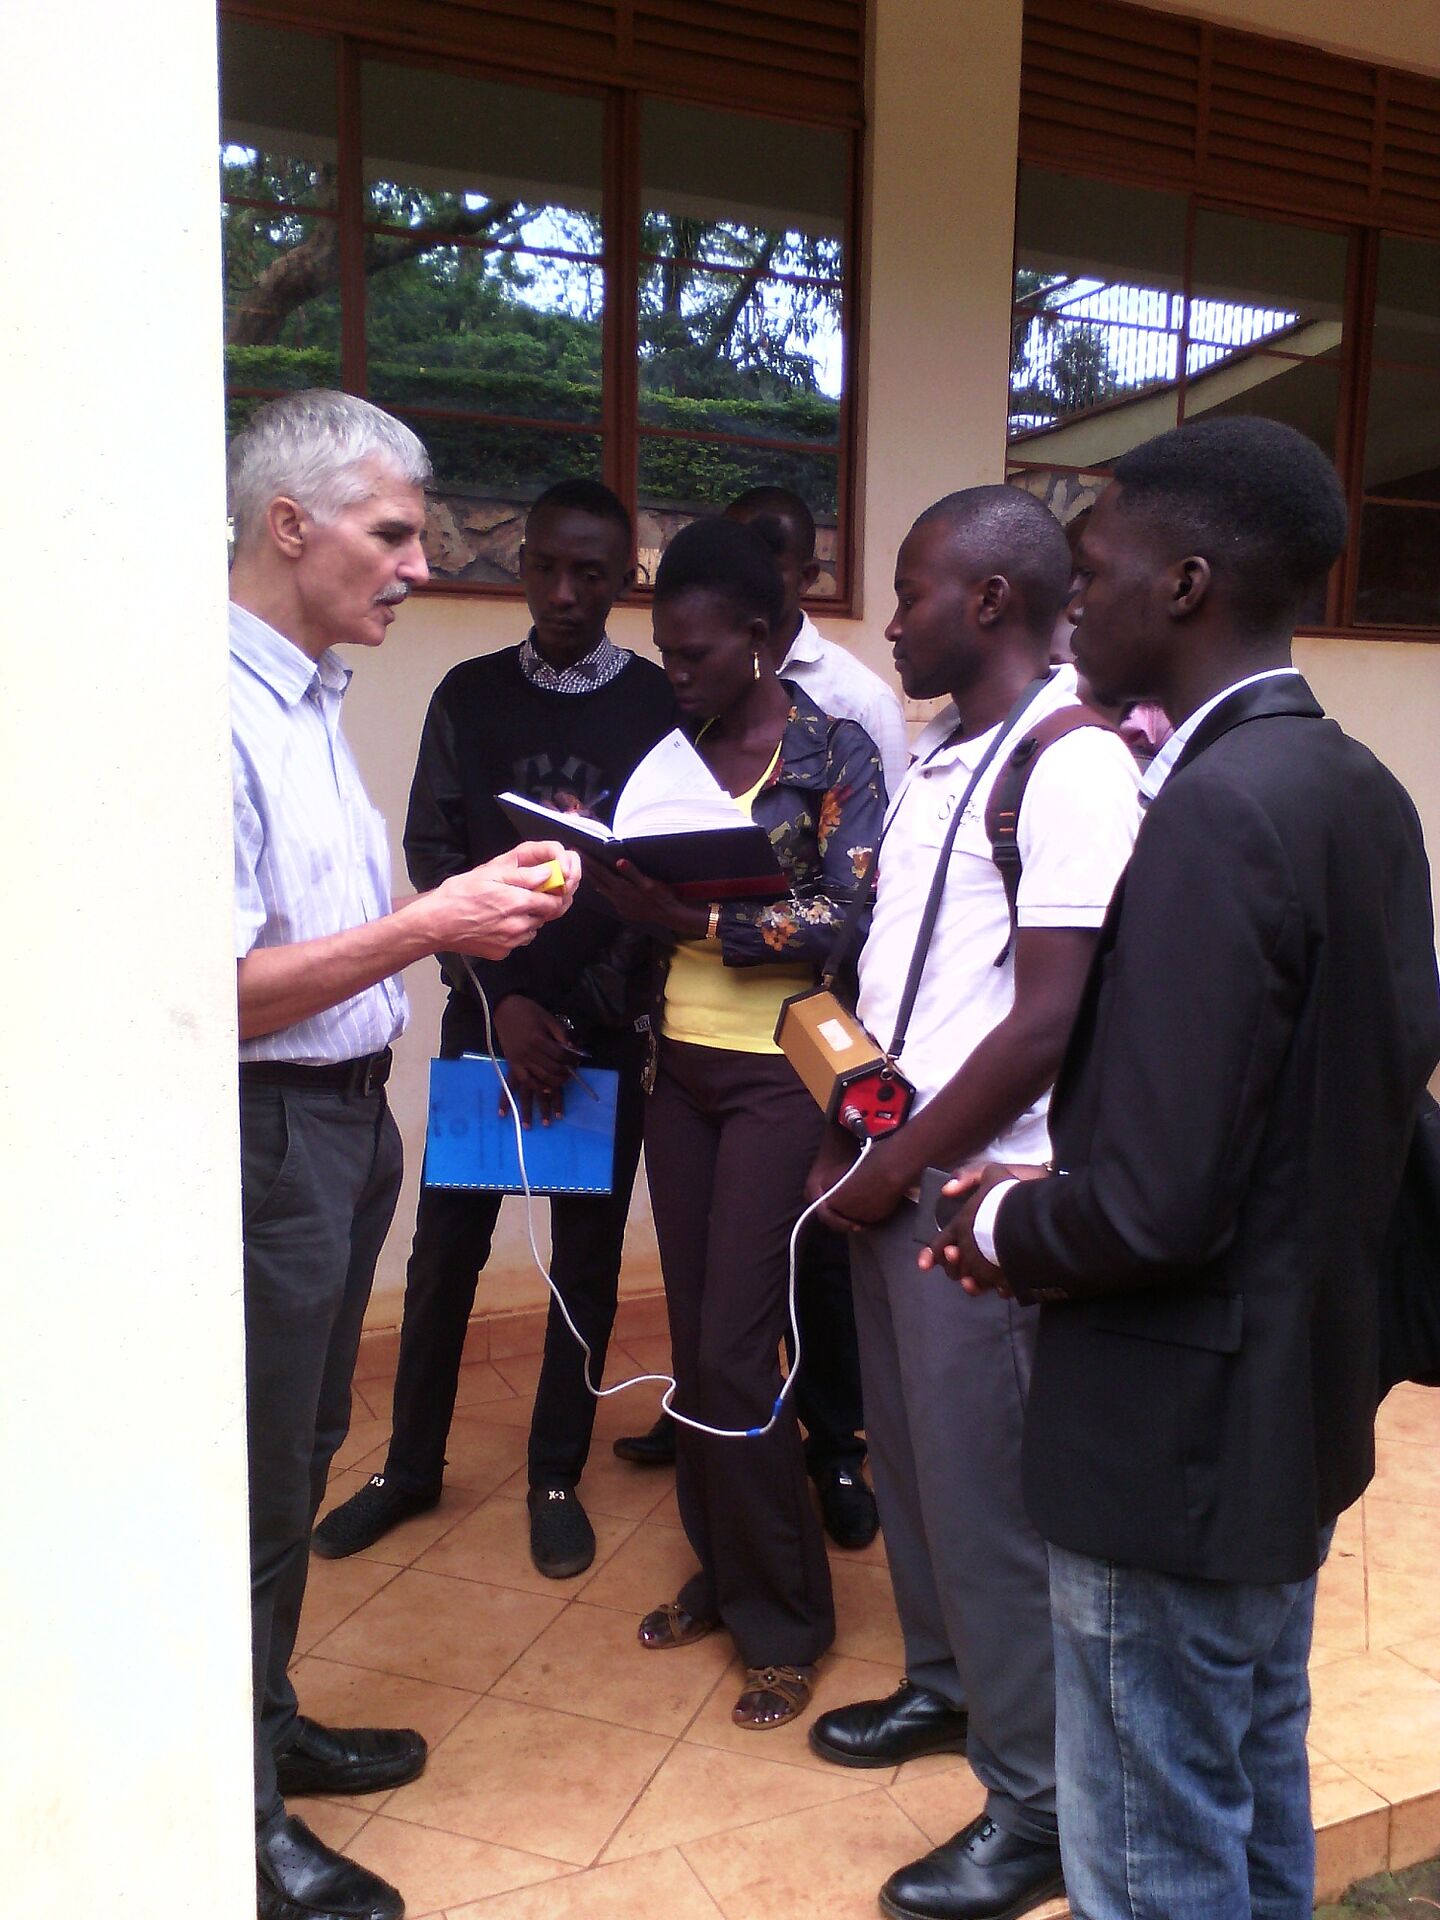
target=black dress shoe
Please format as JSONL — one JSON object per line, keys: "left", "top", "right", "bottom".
{"left": 612, "top": 1412, "right": 677, "bottom": 1466}
{"left": 275, "top": 1717, "right": 428, "bottom": 1797}
{"left": 879, "top": 1814, "right": 1065, "bottom": 1920}
{"left": 810, "top": 1679, "right": 968, "bottom": 1768}
{"left": 312, "top": 1474, "right": 440, "bottom": 1560}
{"left": 257, "top": 1809, "right": 404, "bottom": 1920}
{"left": 816, "top": 1465, "right": 881, "bottom": 1549}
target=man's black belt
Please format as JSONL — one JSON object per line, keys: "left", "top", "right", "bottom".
{"left": 239, "top": 1048, "right": 393, "bottom": 1096}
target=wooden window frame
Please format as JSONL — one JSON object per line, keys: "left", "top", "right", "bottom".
{"left": 220, "top": 7, "right": 863, "bottom": 614}
{"left": 1012, "top": 0, "right": 1440, "bottom": 644}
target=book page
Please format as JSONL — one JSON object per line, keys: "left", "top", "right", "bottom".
{"left": 611, "top": 730, "right": 746, "bottom": 838}
{"left": 496, "top": 791, "right": 616, "bottom": 843}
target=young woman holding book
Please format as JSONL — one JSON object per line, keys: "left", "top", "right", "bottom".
{"left": 589, "top": 516, "right": 886, "bottom": 1731}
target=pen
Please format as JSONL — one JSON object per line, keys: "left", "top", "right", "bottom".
{"left": 558, "top": 1017, "right": 599, "bottom": 1099}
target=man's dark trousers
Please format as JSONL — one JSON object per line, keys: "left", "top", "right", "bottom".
{"left": 385, "top": 1021, "right": 647, "bottom": 1493}
{"left": 242, "top": 1073, "right": 403, "bottom": 1824}
{"left": 787, "top": 1223, "right": 866, "bottom": 1480}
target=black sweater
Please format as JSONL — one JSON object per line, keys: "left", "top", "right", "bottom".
{"left": 405, "top": 646, "right": 675, "bottom": 1048}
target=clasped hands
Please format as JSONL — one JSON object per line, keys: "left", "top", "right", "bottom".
{"left": 805, "top": 1131, "right": 1043, "bottom": 1296}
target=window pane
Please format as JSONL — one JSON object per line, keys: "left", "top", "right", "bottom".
{"left": 1011, "top": 168, "right": 1187, "bottom": 464}
{"left": 1373, "top": 236, "right": 1440, "bottom": 369}
{"left": 220, "top": 19, "right": 337, "bottom": 209}
{"left": 641, "top": 100, "right": 846, "bottom": 264}
{"left": 223, "top": 207, "right": 342, "bottom": 374}
{"left": 392, "top": 414, "right": 602, "bottom": 583}
{"left": 638, "top": 268, "right": 840, "bottom": 445}
{"left": 1364, "top": 365, "right": 1440, "bottom": 501}
{"left": 1355, "top": 503, "right": 1440, "bottom": 625}
{"left": 360, "top": 63, "right": 604, "bottom": 444}
{"left": 1182, "top": 355, "right": 1341, "bottom": 458}
{"left": 219, "top": 20, "right": 341, "bottom": 404}
{"left": 362, "top": 63, "right": 602, "bottom": 234}
{"left": 637, "top": 439, "right": 839, "bottom": 593}
{"left": 367, "top": 246, "right": 601, "bottom": 423}
{"left": 1188, "top": 212, "right": 1346, "bottom": 355}
{"left": 639, "top": 100, "right": 845, "bottom": 462}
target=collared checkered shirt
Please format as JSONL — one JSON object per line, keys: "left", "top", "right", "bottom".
{"left": 518, "top": 629, "right": 628, "bottom": 694}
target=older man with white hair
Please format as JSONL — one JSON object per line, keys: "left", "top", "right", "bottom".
{"left": 228, "top": 390, "right": 577, "bottom": 1920}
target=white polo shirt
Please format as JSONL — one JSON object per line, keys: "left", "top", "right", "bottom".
{"left": 856, "top": 670, "right": 1140, "bottom": 1163}
{"left": 780, "top": 612, "right": 911, "bottom": 799}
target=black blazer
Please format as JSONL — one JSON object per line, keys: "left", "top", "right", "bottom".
{"left": 997, "top": 676, "right": 1440, "bottom": 1583}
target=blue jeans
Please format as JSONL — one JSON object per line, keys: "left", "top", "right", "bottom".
{"left": 1048, "top": 1532, "right": 1331, "bottom": 1920}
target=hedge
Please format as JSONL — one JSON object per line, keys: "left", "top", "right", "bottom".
{"left": 224, "top": 346, "right": 839, "bottom": 511}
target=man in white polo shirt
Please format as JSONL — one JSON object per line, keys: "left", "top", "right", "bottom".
{"left": 730, "top": 485, "right": 910, "bottom": 795}
{"left": 229, "top": 390, "right": 576, "bottom": 1920}
{"left": 806, "top": 486, "right": 1139, "bottom": 1920}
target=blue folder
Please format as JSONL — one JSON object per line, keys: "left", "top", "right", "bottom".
{"left": 423, "top": 1056, "right": 618, "bottom": 1196}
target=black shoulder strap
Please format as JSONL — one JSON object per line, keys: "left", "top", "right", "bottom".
{"left": 883, "top": 675, "right": 1055, "bottom": 1058}
{"left": 820, "top": 674, "right": 1056, "bottom": 1000}
{"left": 985, "top": 707, "right": 1116, "bottom": 968}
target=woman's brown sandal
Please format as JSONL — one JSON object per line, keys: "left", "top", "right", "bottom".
{"left": 637, "top": 1601, "right": 716, "bottom": 1650}
{"left": 732, "top": 1664, "right": 815, "bottom": 1729}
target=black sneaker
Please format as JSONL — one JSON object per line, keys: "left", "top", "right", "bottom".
{"left": 311, "top": 1473, "right": 440, "bottom": 1560}
{"left": 818, "top": 1466, "right": 880, "bottom": 1550}
{"left": 612, "top": 1412, "right": 677, "bottom": 1466}
{"left": 527, "top": 1481, "right": 596, "bottom": 1578}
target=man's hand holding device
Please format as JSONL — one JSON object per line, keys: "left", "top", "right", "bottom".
{"left": 917, "top": 1163, "right": 1051, "bottom": 1296}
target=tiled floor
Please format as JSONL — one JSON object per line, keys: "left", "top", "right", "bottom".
{"left": 295, "top": 1305, "right": 1440, "bottom": 1918}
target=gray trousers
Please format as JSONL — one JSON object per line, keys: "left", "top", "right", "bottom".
{"left": 851, "top": 1203, "right": 1058, "bottom": 1843}
{"left": 241, "top": 1076, "right": 403, "bottom": 1825}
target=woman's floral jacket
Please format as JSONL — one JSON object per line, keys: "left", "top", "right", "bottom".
{"left": 713, "top": 681, "right": 887, "bottom": 967}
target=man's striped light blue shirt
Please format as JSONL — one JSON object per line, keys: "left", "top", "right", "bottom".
{"left": 231, "top": 603, "right": 408, "bottom": 1064}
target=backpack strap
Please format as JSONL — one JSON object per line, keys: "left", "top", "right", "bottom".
{"left": 985, "top": 707, "right": 1116, "bottom": 968}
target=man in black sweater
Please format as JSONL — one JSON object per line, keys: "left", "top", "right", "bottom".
{"left": 313, "top": 479, "right": 674, "bottom": 1577}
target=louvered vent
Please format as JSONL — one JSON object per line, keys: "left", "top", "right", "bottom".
{"left": 1020, "top": 0, "right": 1201, "bottom": 183}
{"left": 1021, "top": 0, "right": 1440, "bottom": 237}
{"left": 264, "top": 0, "right": 620, "bottom": 80}
{"left": 1206, "top": 31, "right": 1378, "bottom": 219}
{"left": 1382, "top": 70, "right": 1440, "bottom": 232}
{"left": 234, "top": 0, "right": 863, "bottom": 123}
{"left": 630, "top": 1, "right": 865, "bottom": 123}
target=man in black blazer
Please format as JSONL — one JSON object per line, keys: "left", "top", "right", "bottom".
{"left": 932, "top": 418, "right": 1440, "bottom": 1920}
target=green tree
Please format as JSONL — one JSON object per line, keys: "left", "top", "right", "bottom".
{"left": 1049, "top": 325, "right": 1116, "bottom": 413}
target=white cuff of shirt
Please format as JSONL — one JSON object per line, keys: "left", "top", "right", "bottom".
{"left": 972, "top": 1179, "right": 1019, "bottom": 1265}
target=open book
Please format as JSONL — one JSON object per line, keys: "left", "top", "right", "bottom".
{"left": 497, "top": 729, "right": 786, "bottom": 899}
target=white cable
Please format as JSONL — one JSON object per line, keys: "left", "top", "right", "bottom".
{"left": 459, "top": 956, "right": 871, "bottom": 1441}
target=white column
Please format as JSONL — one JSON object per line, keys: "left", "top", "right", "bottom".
{"left": 857, "top": 0, "right": 1025, "bottom": 652}
{"left": 0, "top": 4, "right": 253, "bottom": 1914}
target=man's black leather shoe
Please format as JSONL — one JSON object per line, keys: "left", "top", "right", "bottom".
{"left": 257, "top": 1809, "right": 404, "bottom": 1920}
{"left": 810, "top": 1679, "right": 968, "bottom": 1768}
{"left": 816, "top": 1465, "right": 881, "bottom": 1550}
{"left": 612, "top": 1412, "right": 677, "bottom": 1466}
{"left": 275, "top": 1717, "right": 428, "bottom": 1797}
{"left": 879, "top": 1814, "right": 1065, "bottom": 1920}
